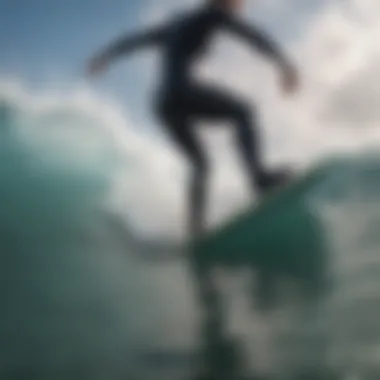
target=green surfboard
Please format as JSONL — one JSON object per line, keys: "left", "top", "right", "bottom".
{"left": 191, "top": 161, "right": 332, "bottom": 290}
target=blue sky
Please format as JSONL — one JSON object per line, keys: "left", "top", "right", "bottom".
{"left": 0, "top": 0, "right": 322, "bottom": 125}
{"left": 1, "top": 0, "right": 141, "bottom": 78}
{"left": 0, "top": 0, "right": 157, "bottom": 120}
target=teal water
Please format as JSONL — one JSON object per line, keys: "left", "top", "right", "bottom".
{"left": 1, "top": 93, "right": 380, "bottom": 380}
{"left": 0, "top": 98, "right": 168, "bottom": 379}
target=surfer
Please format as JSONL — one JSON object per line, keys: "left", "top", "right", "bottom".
{"left": 87, "top": 0, "right": 300, "bottom": 238}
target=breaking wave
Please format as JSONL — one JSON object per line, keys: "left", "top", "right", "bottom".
{"left": 1, "top": 80, "right": 380, "bottom": 380}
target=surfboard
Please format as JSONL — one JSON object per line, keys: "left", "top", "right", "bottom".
{"left": 107, "top": 159, "right": 334, "bottom": 289}
{"left": 190, "top": 161, "right": 331, "bottom": 284}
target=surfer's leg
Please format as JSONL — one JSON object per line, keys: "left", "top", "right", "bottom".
{"left": 214, "top": 98, "right": 290, "bottom": 195}
{"left": 228, "top": 100, "right": 266, "bottom": 192}
{"left": 178, "top": 84, "right": 267, "bottom": 192}
{"left": 179, "top": 84, "right": 293, "bottom": 195}
{"left": 159, "top": 112, "right": 208, "bottom": 238}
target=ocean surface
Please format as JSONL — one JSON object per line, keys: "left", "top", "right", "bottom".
{"left": 0, "top": 85, "right": 380, "bottom": 380}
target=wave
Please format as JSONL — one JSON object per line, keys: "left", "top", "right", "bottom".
{"left": 0, "top": 83, "right": 176, "bottom": 379}
{"left": 1, "top": 79, "right": 380, "bottom": 379}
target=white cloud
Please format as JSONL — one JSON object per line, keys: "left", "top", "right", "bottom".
{"left": 191, "top": 0, "right": 380, "bottom": 167}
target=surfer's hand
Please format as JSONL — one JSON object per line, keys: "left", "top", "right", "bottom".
{"left": 280, "top": 65, "right": 299, "bottom": 96}
{"left": 86, "top": 55, "right": 108, "bottom": 78}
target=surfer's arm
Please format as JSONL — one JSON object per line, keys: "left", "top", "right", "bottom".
{"left": 224, "top": 16, "right": 299, "bottom": 94}
{"left": 87, "top": 25, "right": 167, "bottom": 76}
{"left": 97, "top": 25, "right": 167, "bottom": 61}
{"left": 224, "top": 17, "right": 290, "bottom": 67}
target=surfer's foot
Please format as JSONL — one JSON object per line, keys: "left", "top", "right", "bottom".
{"left": 255, "top": 168, "right": 292, "bottom": 194}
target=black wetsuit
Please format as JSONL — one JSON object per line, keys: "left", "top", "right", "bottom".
{"left": 102, "top": 4, "right": 292, "bottom": 234}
